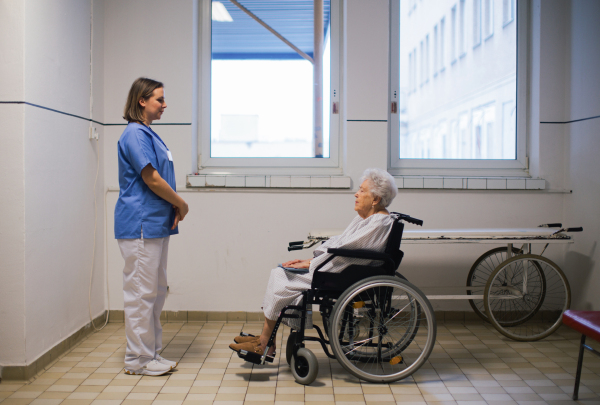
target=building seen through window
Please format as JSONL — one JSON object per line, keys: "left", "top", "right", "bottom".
{"left": 399, "top": 0, "right": 517, "bottom": 160}
{"left": 211, "top": 0, "right": 331, "bottom": 159}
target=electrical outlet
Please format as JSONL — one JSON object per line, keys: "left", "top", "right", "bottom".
{"left": 89, "top": 127, "right": 98, "bottom": 140}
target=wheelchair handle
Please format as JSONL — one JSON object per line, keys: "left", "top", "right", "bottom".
{"left": 392, "top": 212, "right": 423, "bottom": 226}
{"left": 552, "top": 226, "right": 583, "bottom": 236}
{"left": 289, "top": 241, "right": 304, "bottom": 246}
{"left": 288, "top": 245, "right": 304, "bottom": 251}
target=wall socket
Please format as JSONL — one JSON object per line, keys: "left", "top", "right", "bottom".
{"left": 89, "top": 127, "right": 98, "bottom": 140}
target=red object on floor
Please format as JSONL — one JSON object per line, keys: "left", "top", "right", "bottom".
{"left": 562, "top": 310, "right": 600, "bottom": 342}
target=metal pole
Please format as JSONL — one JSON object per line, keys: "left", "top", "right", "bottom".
{"left": 229, "top": 0, "right": 314, "bottom": 64}
{"left": 313, "top": 0, "right": 324, "bottom": 158}
{"left": 573, "top": 334, "right": 586, "bottom": 400}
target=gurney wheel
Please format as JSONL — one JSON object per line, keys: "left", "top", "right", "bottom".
{"left": 467, "top": 247, "right": 523, "bottom": 322}
{"left": 291, "top": 348, "right": 318, "bottom": 385}
{"left": 329, "top": 276, "right": 436, "bottom": 383}
{"left": 484, "top": 254, "right": 571, "bottom": 341}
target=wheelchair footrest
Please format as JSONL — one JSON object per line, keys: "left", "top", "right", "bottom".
{"left": 237, "top": 350, "right": 274, "bottom": 365}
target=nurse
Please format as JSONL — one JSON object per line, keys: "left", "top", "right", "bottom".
{"left": 115, "top": 77, "right": 189, "bottom": 376}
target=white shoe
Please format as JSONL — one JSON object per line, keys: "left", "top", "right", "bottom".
{"left": 124, "top": 359, "right": 171, "bottom": 376}
{"left": 156, "top": 355, "right": 178, "bottom": 369}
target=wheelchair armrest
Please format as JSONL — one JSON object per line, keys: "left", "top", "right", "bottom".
{"left": 326, "top": 248, "right": 395, "bottom": 267}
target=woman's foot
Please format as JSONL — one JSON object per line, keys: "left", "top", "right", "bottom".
{"left": 234, "top": 335, "right": 260, "bottom": 344}
{"left": 259, "top": 336, "right": 276, "bottom": 356}
{"left": 229, "top": 341, "right": 276, "bottom": 357}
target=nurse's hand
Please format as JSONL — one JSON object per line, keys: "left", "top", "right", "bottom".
{"left": 172, "top": 208, "right": 180, "bottom": 230}
{"left": 178, "top": 201, "right": 189, "bottom": 219}
{"left": 171, "top": 202, "right": 189, "bottom": 229}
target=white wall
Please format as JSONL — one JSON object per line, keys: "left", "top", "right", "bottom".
{"left": 103, "top": 0, "right": 568, "bottom": 314}
{"left": 562, "top": 0, "right": 600, "bottom": 310}
{"left": 2, "top": 0, "right": 599, "bottom": 369}
{"left": 0, "top": 0, "right": 106, "bottom": 367}
{"left": 0, "top": 1, "right": 27, "bottom": 365}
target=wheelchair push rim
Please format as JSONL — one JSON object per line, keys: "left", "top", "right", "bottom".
{"left": 329, "top": 276, "right": 436, "bottom": 383}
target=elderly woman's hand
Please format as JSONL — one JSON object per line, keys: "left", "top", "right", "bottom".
{"left": 282, "top": 259, "right": 311, "bottom": 269}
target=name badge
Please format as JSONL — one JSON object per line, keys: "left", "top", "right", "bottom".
{"left": 167, "top": 151, "right": 173, "bottom": 161}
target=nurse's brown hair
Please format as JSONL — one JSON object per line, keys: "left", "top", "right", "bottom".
{"left": 123, "top": 77, "right": 164, "bottom": 123}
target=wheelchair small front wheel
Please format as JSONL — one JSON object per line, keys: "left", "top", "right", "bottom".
{"left": 290, "top": 348, "right": 319, "bottom": 385}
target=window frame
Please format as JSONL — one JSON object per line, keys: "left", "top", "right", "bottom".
{"left": 389, "top": 0, "right": 528, "bottom": 175}
{"left": 194, "top": 0, "right": 343, "bottom": 174}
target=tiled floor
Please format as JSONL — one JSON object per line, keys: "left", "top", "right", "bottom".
{"left": 1, "top": 320, "right": 600, "bottom": 405}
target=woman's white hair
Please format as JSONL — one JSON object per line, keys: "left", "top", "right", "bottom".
{"left": 360, "top": 168, "right": 398, "bottom": 208}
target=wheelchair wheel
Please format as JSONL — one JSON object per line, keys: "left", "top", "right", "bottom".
{"left": 290, "top": 348, "right": 319, "bottom": 385}
{"left": 329, "top": 276, "right": 436, "bottom": 383}
{"left": 467, "top": 247, "right": 522, "bottom": 322}
{"left": 484, "top": 254, "right": 571, "bottom": 341}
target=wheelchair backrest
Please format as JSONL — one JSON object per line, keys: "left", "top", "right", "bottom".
{"left": 385, "top": 214, "right": 405, "bottom": 269}
{"left": 311, "top": 214, "right": 406, "bottom": 293}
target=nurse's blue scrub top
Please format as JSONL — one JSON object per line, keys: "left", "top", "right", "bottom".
{"left": 115, "top": 123, "right": 178, "bottom": 239}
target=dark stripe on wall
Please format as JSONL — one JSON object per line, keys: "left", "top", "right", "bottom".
{"left": 541, "top": 114, "right": 600, "bottom": 124}
{"left": 347, "top": 119, "right": 388, "bottom": 122}
{"left": 0, "top": 101, "right": 191, "bottom": 126}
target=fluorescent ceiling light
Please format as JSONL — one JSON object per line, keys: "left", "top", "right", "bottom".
{"left": 212, "top": 2, "right": 233, "bottom": 22}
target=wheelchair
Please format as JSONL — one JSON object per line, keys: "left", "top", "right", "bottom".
{"left": 237, "top": 212, "right": 437, "bottom": 385}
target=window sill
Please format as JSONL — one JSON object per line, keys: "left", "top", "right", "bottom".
{"left": 187, "top": 174, "right": 352, "bottom": 189}
{"left": 394, "top": 176, "right": 546, "bottom": 190}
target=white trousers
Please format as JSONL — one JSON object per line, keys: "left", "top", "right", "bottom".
{"left": 118, "top": 236, "right": 169, "bottom": 370}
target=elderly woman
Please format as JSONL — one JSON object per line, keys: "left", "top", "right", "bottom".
{"left": 229, "top": 168, "right": 398, "bottom": 357}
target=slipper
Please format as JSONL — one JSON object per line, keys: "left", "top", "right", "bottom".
{"left": 234, "top": 335, "right": 260, "bottom": 344}
{"left": 229, "top": 341, "right": 276, "bottom": 357}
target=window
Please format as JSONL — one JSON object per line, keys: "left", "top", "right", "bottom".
{"left": 473, "top": 0, "right": 482, "bottom": 48}
{"left": 433, "top": 24, "right": 438, "bottom": 76}
{"left": 411, "top": 49, "right": 417, "bottom": 92}
{"left": 419, "top": 40, "right": 424, "bottom": 86}
{"left": 439, "top": 18, "right": 445, "bottom": 71}
{"left": 196, "top": 0, "right": 341, "bottom": 171}
{"left": 484, "top": 0, "right": 494, "bottom": 39}
{"left": 451, "top": 5, "right": 457, "bottom": 63}
{"left": 425, "top": 34, "right": 430, "bottom": 83}
{"left": 390, "top": 0, "right": 527, "bottom": 174}
{"left": 503, "top": 0, "right": 514, "bottom": 26}
{"left": 459, "top": 0, "right": 466, "bottom": 56}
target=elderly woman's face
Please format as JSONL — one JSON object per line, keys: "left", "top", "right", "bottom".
{"left": 354, "top": 180, "right": 376, "bottom": 218}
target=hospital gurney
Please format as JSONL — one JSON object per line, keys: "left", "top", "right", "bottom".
{"left": 291, "top": 223, "right": 583, "bottom": 342}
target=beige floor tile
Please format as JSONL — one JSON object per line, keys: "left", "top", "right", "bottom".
{"left": 8, "top": 394, "right": 41, "bottom": 400}
{"left": 394, "top": 394, "right": 425, "bottom": 402}
{"left": 120, "top": 401, "right": 153, "bottom": 405}
{"left": 90, "top": 400, "right": 123, "bottom": 405}
{"left": 38, "top": 393, "right": 70, "bottom": 400}
{"left": 180, "top": 395, "right": 214, "bottom": 402}
{"left": 29, "top": 399, "right": 64, "bottom": 405}
{"left": 9, "top": 321, "right": 600, "bottom": 405}
{"left": 0, "top": 400, "right": 36, "bottom": 405}
{"left": 61, "top": 400, "right": 94, "bottom": 405}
